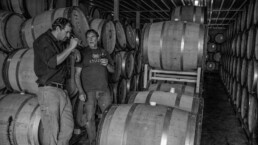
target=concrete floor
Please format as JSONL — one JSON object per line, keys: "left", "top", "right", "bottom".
{"left": 201, "top": 73, "right": 249, "bottom": 145}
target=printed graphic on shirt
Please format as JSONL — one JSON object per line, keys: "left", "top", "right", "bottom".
{"left": 89, "top": 52, "right": 106, "bottom": 64}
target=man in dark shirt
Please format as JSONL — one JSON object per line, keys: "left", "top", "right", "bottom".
{"left": 75, "top": 29, "right": 114, "bottom": 145}
{"left": 34, "top": 17, "right": 79, "bottom": 145}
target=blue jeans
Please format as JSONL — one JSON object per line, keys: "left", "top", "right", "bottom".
{"left": 84, "top": 90, "right": 112, "bottom": 144}
{"left": 37, "top": 86, "right": 74, "bottom": 145}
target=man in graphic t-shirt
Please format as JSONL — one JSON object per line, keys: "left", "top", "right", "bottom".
{"left": 75, "top": 29, "right": 114, "bottom": 145}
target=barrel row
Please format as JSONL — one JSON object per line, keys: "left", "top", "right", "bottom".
{"left": 0, "top": 8, "right": 140, "bottom": 54}
{"left": 220, "top": 68, "right": 258, "bottom": 135}
{"left": 226, "top": 0, "right": 258, "bottom": 40}
{"left": 221, "top": 26, "right": 258, "bottom": 59}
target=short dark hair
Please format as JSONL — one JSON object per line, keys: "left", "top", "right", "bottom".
{"left": 85, "top": 29, "right": 99, "bottom": 38}
{"left": 52, "top": 17, "right": 72, "bottom": 30}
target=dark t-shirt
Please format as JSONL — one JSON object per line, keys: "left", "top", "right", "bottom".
{"left": 33, "top": 29, "right": 68, "bottom": 85}
{"left": 76, "top": 47, "right": 114, "bottom": 92}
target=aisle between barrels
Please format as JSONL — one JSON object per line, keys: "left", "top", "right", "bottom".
{"left": 201, "top": 73, "right": 248, "bottom": 145}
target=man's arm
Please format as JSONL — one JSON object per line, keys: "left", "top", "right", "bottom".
{"left": 56, "top": 38, "right": 79, "bottom": 65}
{"left": 75, "top": 66, "right": 87, "bottom": 101}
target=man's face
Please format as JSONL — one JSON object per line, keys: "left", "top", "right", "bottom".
{"left": 87, "top": 32, "right": 98, "bottom": 48}
{"left": 58, "top": 24, "right": 72, "bottom": 41}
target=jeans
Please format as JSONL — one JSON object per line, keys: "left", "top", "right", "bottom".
{"left": 84, "top": 90, "right": 112, "bottom": 144}
{"left": 37, "top": 86, "right": 74, "bottom": 145}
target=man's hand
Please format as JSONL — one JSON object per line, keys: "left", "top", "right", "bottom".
{"left": 100, "top": 58, "right": 108, "bottom": 66}
{"left": 79, "top": 93, "right": 87, "bottom": 102}
{"left": 69, "top": 37, "right": 79, "bottom": 49}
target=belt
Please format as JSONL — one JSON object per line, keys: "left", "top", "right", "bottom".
{"left": 38, "top": 82, "right": 64, "bottom": 89}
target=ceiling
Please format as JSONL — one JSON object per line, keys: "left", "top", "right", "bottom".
{"left": 82, "top": 0, "right": 249, "bottom": 29}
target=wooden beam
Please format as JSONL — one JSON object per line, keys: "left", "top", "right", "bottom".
{"left": 114, "top": 0, "right": 119, "bottom": 21}
{"left": 136, "top": 11, "right": 140, "bottom": 29}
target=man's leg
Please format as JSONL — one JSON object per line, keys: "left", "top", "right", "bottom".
{"left": 97, "top": 90, "right": 112, "bottom": 113}
{"left": 37, "top": 87, "right": 60, "bottom": 145}
{"left": 85, "top": 91, "right": 97, "bottom": 145}
{"left": 57, "top": 89, "right": 74, "bottom": 145}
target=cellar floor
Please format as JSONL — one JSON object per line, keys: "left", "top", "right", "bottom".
{"left": 201, "top": 73, "right": 248, "bottom": 145}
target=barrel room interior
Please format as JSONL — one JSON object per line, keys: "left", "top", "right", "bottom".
{"left": 0, "top": 0, "right": 257, "bottom": 145}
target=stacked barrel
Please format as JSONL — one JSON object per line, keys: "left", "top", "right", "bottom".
{"left": 0, "top": 1, "right": 146, "bottom": 144}
{"left": 206, "top": 32, "right": 224, "bottom": 72}
{"left": 97, "top": 6, "right": 206, "bottom": 145}
{"left": 220, "top": 0, "right": 258, "bottom": 140}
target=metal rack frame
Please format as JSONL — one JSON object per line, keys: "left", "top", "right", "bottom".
{"left": 143, "top": 64, "right": 202, "bottom": 94}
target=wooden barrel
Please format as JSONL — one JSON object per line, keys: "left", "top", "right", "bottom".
{"left": 127, "top": 91, "right": 201, "bottom": 114}
{"left": 247, "top": 59, "right": 258, "bottom": 93}
{"left": 246, "top": 0, "right": 254, "bottom": 29}
{"left": 78, "top": 2, "right": 89, "bottom": 19}
{"left": 88, "top": 6, "right": 101, "bottom": 19}
{"left": 129, "top": 75, "right": 138, "bottom": 92}
{"left": 134, "top": 51, "right": 142, "bottom": 74}
{"left": 0, "top": 52, "right": 7, "bottom": 90}
{"left": 231, "top": 37, "right": 236, "bottom": 56}
{"left": 130, "top": 74, "right": 140, "bottom": 91}
{"left": 110, "top": 52, "right": 122, "bottom": 82}
{"left": 255, "top": 27, "right": 258, "bottom": 60}
{"left": 21, "top": 7, "right": 90, "bottom": 49}
{"left": 247, "top": 26, "right": 255, "bottom": 59}
{"left": 142, "top": 21, "right": 204, "bottom": 71}
{"left": 213, "top": 52, "right": 221, "bottom": 62}
{"left": 240, "top": 6, "right": 247, "bottom": 32}
{"left": 97, "top": 104, "right": 200, "bottom": 145}
{"left": 236, "top": 34, "right": 241, "bottom": 57}
{"left": 232, "top": 57, "right": 237, "bottom": 77}
{"left": 248, "top": 94, "right": 258, "bottom": 133}
{"left": 240, "top": 31, "right": 247, "bottom": 58}
{"left": 236, "top": 13, "right": 241, "bottom": 33}
{"left": 90, "top": 19, "right": 116, "bottom": 54}
{"left": 236, "top": 58, "right": 242, "bottom": 82}
{"left": 254, "top": 0, "right": 258, "bottom": 25}
{"left": 135, "top": 29, "right": 141, "bottom": 50}
{"left": 171, "top": 6, "right": 206, "bottom": 24}
{"left": 53, "top": 0, "right": 67, "bottom": 8}
{"left": 206, "top": 61, "right": 217, "bottom": 71}
{"left": 206, "top": 53, "right": 213, "bottom": 61}
{"left": 3, "top": 49, "right": 38, "bottom": 93}
{"left": 230, "top": 77, "right": 234, "bottom": 96}
{"left": 0, "top": 11, "right": 25, "bottom": 52}
{"left": 232, "top": 79, "right": 237, "bottom": 102}
{"left": 214, "top": 33, "right": 225, "bottom": 44}
{"left": 125, "top": 25, "right": 136, "bottom": 49}
{"left": 148, "top": 82, "right": 195, "bottom": 96}
{"left": 207, "top": 43, "right": 216, "bottom": 52}
{"left": 117, "top": 79, "right": 127, "bottom": 104}
{"left": 0, "top": 0, "right": 49, "bottom": 18}
{"left": 229, "top": 56, "right": 234, "bottom": 75}
{"left": 111, "top": 83, "right": 118, "bottom": 104}
{"left": 241, "top": 58, "right": 247, "bottom": 86}
{"left": 71, "top": 95, "right": 87, "bottom": 128}
{"left": 120, "top": 51, "right": 135, "bottom": 79}
{"left": 228, "top": 77, "right": 233, "bottom": 93}
{"left": 236, "top": 83, "right": 242, "bottom": 111}
{"left": 0, "top": 93, "right": 42, "bottom": 145}
{"left": 114, "top": 21, "right": 127, "bottom": 49}
{"left": 241, "top": 87, "right": 248, "bottom": 123}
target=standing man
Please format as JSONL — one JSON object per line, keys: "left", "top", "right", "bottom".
{"left": 75, "top": 29, "right": 114, "bottom": 145}
{"left": 34, "top": 17, "right": 79, "bottom": 145}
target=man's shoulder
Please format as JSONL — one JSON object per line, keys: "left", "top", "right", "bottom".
{"left": 34, "top": 31, "right": 51, "bottom": 44}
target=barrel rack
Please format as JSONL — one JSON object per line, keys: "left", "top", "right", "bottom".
{"left": 143, "top": 64, "right": 202, "bottom": 94}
